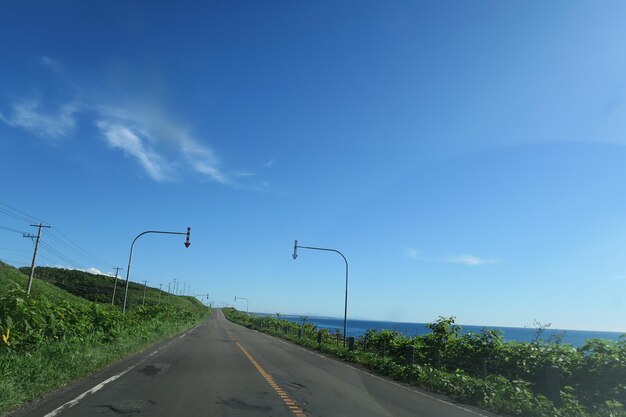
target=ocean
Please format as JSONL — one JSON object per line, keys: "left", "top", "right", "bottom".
{"left": 260, "top": 314, "right": 624, "bottom": 348}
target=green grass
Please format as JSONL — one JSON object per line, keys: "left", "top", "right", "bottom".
{"left": 0, "top": 262, "right": 87, "bottom": 305}
{"left": 14, "top": 264, "right": 206, "bottom": 312}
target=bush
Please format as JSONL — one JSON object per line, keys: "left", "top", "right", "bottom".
{"left": 0, "top": 285, "right": 204, "bottom": 352}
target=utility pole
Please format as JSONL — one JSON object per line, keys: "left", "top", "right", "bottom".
{"left": 111, "top": 267, "right": 123, "bottom": 305}
{"left": 23, "top": 223, "right": 51, "bottom": 295}
{"left": 142, "top": 280, "right": 148, "bottom": 305}
{"left": 158, "top": 283, "right": 163, "bottom": 304}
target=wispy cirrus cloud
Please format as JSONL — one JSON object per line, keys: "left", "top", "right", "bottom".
{"left": 96, "top": 104, "right": 231, "bottom": 184}
{"left": 446, "top": 253, "right": 498, "bottom": 266}
{"left": 0, "top": 100, "right": 81, "bottom": 139}
{"left": 404, "top": 249, "right": 497, "bottom": 265}
{"left": 406, "top": 248, "right": 421, "bottom": 260}
{"left": 97, "top": 121, "right": 169, "bottom": 181}
{"left": 0, "top": 56, "right": 270, "bottom": 188}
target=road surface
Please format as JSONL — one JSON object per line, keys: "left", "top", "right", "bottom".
{"left": 15, "top": 309, "right": 494, "bottom": 417}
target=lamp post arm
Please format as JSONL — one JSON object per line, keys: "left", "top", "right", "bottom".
{"left": 295, "top": 244, "right": 349, "bottom": 346}
{"left": 122, "top": 230, "right": 188, "bottom": 314}
{"left": 235, "top": 296, "right": 249, "bottom": 313}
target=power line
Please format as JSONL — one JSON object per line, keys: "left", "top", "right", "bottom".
{"left": 39, "top": 241, "right": 87, "bottom": 270}
{"left": 0, "top": 224, "right": 28, "bottom": 235}
{"left": 37, "top": 253, "right": 61, "bottom": 266}
{"left": 0, "top": 246, "right": 30, "bottom": 253}
{"left": 0, "top": 257, "right": 31, "bottom": 266}
{"left": 0, "top": 200, "right": 110, "bottom": 268}
{"left": 49, "top": 227, "right": 112, "bottom": 268}
{"left": 0, "top": 206, "right": 33, "bottom": 223}
{"left": 0, "top": 200, "right": 48, "bottom": 224}
{"left": 44, "top": 229, "right": 108, "bottom": 267}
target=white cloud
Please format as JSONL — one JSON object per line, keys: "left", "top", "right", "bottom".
{"left": 177, "top": 134, "right": 230, "bottom": 184}
{"left": 234, "top": 171, "right": 256, "bottom": 178}
{"left": 0, "top": 100, "right": 80, "bottom": 139}
{"left": 50, "top": 265, "right": 116, "bottom": 277}
{"left": 82, "top": 267, "right": 112, "bottom": 276}
{"left": 446, "top": 254, "right": 497, "bottom": 266}
{"left": 97, "top": 105, "right": 232, "bottom": 184}
{"left": 406, "top": 248, "right": 421, "bottom": 260}
{"left": 97, "top": 121, "right": 169, "bottom": 181}
{"left": 258, "top": 181, "right": 270, "bottom": 191}
{"left": 0, "top": 57, "right": 268, "bottom": 188}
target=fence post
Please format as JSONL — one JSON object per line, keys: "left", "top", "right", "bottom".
{"left": 348, "top": 337, "right": 355, "bottom": 351}
{"left": 482, "top": 358, "right": 488, "bottom": 378}
{"left": 406, "top": 345, "right": 414, "bottom": 366}
{"left": 317, "top": 331, "right": 322, "bottom": 346}
{"left": 297, "top": 328, "right": 302, "bottom": 338}
{"left": 545, "top": 366, "right": 561, "bottom": 406}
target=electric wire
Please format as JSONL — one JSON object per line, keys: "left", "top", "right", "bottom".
{"left": 0, "top": 257, "right": 30, "bottom": 266}
{"left": 0, "top": 200, "right": 48, "bottom": 224}
{"left": 0, "top": 224, "right": 28, "bottom": 235}
{"left": 0, "top": 200, "right": 112, "bottom": 270}
{"left": 0, "top": 206, "right": 33, "bottom": 223}
{"left": 39, "top": 241, "right": 87, "bottom": 270}
{"left": 48, "top": 227, "right": 113, "bottom": 268}
{"left": 43, "top": 229, "right": 110, "bottom": 268}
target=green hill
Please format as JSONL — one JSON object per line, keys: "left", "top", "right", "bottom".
{"left": 4, "top": 263, "right": 205, "bottom": 312}
{"left": 0, "top": 262, "right": 87, "bottom": 305}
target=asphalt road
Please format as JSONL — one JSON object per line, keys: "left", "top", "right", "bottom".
{"left": 15, "top": 309, "right": 494, "bottom": 417}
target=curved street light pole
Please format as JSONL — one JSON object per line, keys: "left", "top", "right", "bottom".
{"left": 292, "top": 240, "right": 349, "bottom": 347}
{"left": 122, "top": 228, "right": 191, "bottom": 314}
{"left": 234, "top": 296, "right": 249, "bottom": 313}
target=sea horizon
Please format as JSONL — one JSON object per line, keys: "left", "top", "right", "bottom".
{"left": 252, "top": 312, "right": 625, "bottom": 347}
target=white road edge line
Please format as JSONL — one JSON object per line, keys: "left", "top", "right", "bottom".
{"left": 180, "top": 322, "right": 203, "bottom": 339}
{"left": 230, "top": 321, "right": 491, "bottom": 417}
{"left": 43, "top": 365, "right": 136, "bottom": 417}
{"left": 42, "top": 323, "right": 203, "bottom": 417}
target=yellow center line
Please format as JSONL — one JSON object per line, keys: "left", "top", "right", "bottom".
{"left": 232, "top": 338, "right": 307, "bottom": 417}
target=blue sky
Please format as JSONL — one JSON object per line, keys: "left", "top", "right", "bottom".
{"left": 1, "top": 1, "right": 626, "bottom": 332}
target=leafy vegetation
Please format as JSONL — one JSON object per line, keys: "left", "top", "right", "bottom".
{"left": 17, "top": 265, "right": 204, "bottom": 312}
{"left": 223, "top": 308, "right": 626, "bottom": 417}
{"left": 0, "top": 263, "right": 88, "bottom": 305}
{"left": 0, "top": 262, "right": 209, "bottom": 414}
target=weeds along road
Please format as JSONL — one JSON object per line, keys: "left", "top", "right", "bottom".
{"left": 14, "top": 309, "right": 494, "bottom": 417}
